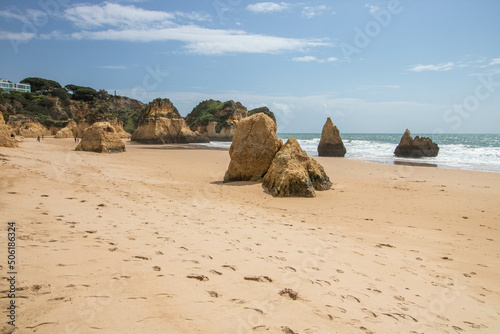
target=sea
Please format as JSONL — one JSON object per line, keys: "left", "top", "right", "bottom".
{"left": 199, "top": 133, "right": 500, "bottom": 173}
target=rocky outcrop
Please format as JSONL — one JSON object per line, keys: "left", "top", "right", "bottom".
{"left": 74, "top": 121, "right": 91, "bottom": 138}
{"left": 75, "top": 122, "right": 125, "bottom": 153}
{"left": 248, "top": 107, "right": 277, "bottom": 124}
{"left": 107, "top": 96, "right": 145, "bottom": 111}
{"left": 54, "top": 120, "right": 78, "bottom": 138}
{"left": 394, "top": 129, "right": 439, "bottom": 158}
{"left": 108, "top": 118, "right": 131, "bottom": 139}
{"left": 0, "top": 113, "right": 16, "bottom": 148}
{"left": 263, "top": 137, "right": 332, "bottom": 197}
{"left": 132, "top": 98, "right": 208, "bottom": 144}
{"left": 224, "top": 113, "right": 282, "bottom": 182}
{"left": 186, "top": 100, "right": 248, "bottom": 141}
{"left": 7, "top": 115, "right": 50, "bottom": 138}
{"left": 318, "top": 117, "right": 346, "bottom": 157}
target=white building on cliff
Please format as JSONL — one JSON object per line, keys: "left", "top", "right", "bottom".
{"left": 0, "top": 79, "right": 31, "bottom": 93}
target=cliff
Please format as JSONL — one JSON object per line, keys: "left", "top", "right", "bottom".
{"left": 0, "top": 112, "right": 16, "bottom": 147}
{"left": 131, "top": 98, "right": 208, "bottom": 144}
{"left": 0, "top": 88, "right": 144, "bottom": 137}
{"left": 185, "top": 100, "right": 248, "bottom": 141}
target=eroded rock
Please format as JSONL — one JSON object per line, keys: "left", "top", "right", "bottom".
{"left": 263, "top": 137, "right": 332, "bottom": 197}
{"left": 224, "top": 113, "right": 282, "bottom": 182}
{"left": 318, "top": 117, "right": 346, "bottom": 157}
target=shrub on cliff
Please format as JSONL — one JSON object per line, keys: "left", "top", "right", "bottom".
{"left": 185, "top": 100, "right": 247, "bottom": 133}
{"left": 21, "top": 77, "right": 62, "bottom": 93}
{"left": 248, "top": 107, "right": 276, "bottom": 124}
{"left": 186, "top": 100, "right": 224, "bottom": 126}
{"left": 66, "top": 84, "right": 98, "bottom": 102}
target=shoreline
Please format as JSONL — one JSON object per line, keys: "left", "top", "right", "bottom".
{"left": 131, "top": 139, "right": 500, "bottom": 174}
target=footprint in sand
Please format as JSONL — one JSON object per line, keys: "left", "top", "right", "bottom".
{"left": 207, "top": 291, "right": 220, "bottom": 298}
{"left": 362, "top": 308, "right": 377, "bottom": 318}
{"left": 244, "top": 307, "right": 264, "bottom": 314}
{"left": 281, "top": 326, "right": 298, "bottom": 334}
{"left": 279, "top": 288, "right": 299, "bottom": 300}
{"left": 187, "top": 274, "right": 209, "bottom": 281}
{"left": 210, "top": 270, "right": 222, "bottom": 275}
{"left": 342, "top": 295, "right": 360, "bottom": 303}
{"left": 244, "top": 276, "right": 272, "bottom": 283}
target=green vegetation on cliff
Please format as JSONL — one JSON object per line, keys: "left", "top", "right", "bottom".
{"left": 1, "top": 77, "right": 144, "bottom": 133}
{"left": 248, "top": 107, "right": 277, "bottom": 124}
{"left": 185, "top": 100, "right": 223, "bottom": 126}
{"left": 21, "top": 77, "right": 62, "bottom": 93}
{"left": 185, "top": 99, "right": 244, "bottom": 133}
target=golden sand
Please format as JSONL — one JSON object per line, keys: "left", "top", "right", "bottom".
{"left": 1, "top": 138, "right": 499, "bottom": 333}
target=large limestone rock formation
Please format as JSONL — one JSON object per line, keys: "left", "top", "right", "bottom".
{"left": 186, "top": 101, "right": 278, "bottom": 141}
{"left": 0, "top": 113, "right": 16, "bottom": 148}
{"left": 75, "top": 121, "right": 91, "bottom": 138}
{"left": 394, "top": 129, "right": 439, "bottom": 158}
{"left": 107, "top": 96, "right": 144, "bottom": 111}
{"left": 75, "top": 122, "right": 125, "bottom": 153}
{"left": 318, "top": 117, "right": 346, "bottom": 157}
{"left": 263, "top": 137, "right": 332, "bottom": 197}
{"left": 132, "top": 98, "right": 208, "bottom": 144}
{"left": 7, "top": 115, "right": 49, "bottom": 138}
{"left": 186, "top": 100, "right": 248, "bottom": 141}
{"left": 55, "top": 120, "right": 78, "bottom": 138}
{"left": 224, "top": 113, "right": 282, "bottom": 182}
{"left": 108, "top": 118, "right": 131, "bottom": 139}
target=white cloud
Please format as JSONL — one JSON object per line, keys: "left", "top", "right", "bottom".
{"left": 408, "top": 62, "right": 455, "bottom": 72}
{"left": 174, "top": 11, "right": 212, "bottom": 22}
{"left": 409, "top": 57, "right": 500, "bottom": 74}
{"left": 292, "top": 56, "right": 319, "bottom": 62}
{"left": 301, "top": 5, "right": 328, "bottom": 19}
{"left": 0, "top": 8, "right": 49, "bottom": 25}
{"left": 63, "top": 3, "right": 176, "bottom": 29}
{"left": 39, "top": 31, "right": 67, "bottom": 40}
{"left": 115, "top": 89, "right": 446, "bottom": 133}
{"left": 292, "top": 56, "right": 337, "bottom": 63}
{"left": 0, "top": 30, "right": 36, "bottom": 41}
{"left": 271, "top": 102, "right": 294, "bottom": 116}
{"left": 71, "top": 26, "right": 330, "bottom": 55}
{"left": 28, "top": 3, "right": 331, "bottom": 55}
{"left": 489, "top": 58, "right": 500, "bottom": 66}
{"left": 246, "top": 2, "right": 290, "bottom": 13}
{"left": 0, "top": 10, "right": 30, "bottom": 25}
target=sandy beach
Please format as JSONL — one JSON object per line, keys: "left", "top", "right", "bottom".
{"left": 1, "top": 138, "right": 499, "bottom": 334}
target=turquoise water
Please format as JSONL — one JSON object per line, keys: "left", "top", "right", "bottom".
{"left": 200, "top": 133, "right": 500, "bottom": 172}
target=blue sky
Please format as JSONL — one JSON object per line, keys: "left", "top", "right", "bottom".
{"left": 1, "top": 0, "right": 499, "bottom": 133}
